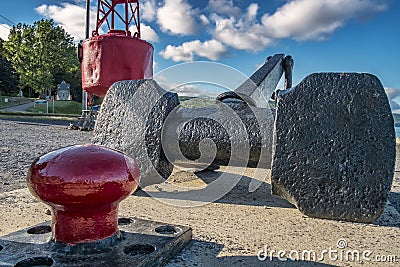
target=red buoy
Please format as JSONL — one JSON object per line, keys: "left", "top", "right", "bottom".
{"left": 27, "top": 145, "right": 140, "bottom": 244}
{"left": 81, "top": 0, "right": 153, "bottom": 98}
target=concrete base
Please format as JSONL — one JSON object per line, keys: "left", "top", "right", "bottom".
{"left": 0, "top": 218, "right": 192, "bottom": 267}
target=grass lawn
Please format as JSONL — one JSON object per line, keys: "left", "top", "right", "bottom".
{"left": 0, "top": 96, "right": 33, "bottom": 108}
{"left": 27, "top": 100, "right": 82, "bottom": 115}
{"left": 179, "top": 97, "right": 215, "bottom": 108}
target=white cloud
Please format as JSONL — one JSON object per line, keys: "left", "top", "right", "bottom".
{"left": 157, "top": 0, "right": 199, "bottom": 35}
{"left": 210, "top": 0, "right": 387, "bottom": 52}
{"left": 155, "top": 76, "right": 219, "bottom": 97}
{"left": 71, "top": 0, "right": 86, "bottom": 4}
{"left": 172, "top": 84, "right": 219, "bottom": 97}
{"left": 0, "top": 24, "right": 11, "bottom": 40}
{"left": 261, "top": 0, "right": 388, "bottom": 41}
{"left": 246, "top": 3, "right": 258, "bottom": 21}
{"left": 35, "top": 3, "right": 98, "bottom": 41}
{"left": 141, "top": 0, "right": 157, "bottom": 22}
{"left": 212, "top": 11, "right": 273, "bottom": 51}
{"left": 160, "top": 44, "right": 192, "bottom": 62}
{"left": 159, "top": 39, "right": 228, "bottom": 62}
{"left": 385, "top": 87, "right": 400, "bottom": 111}
{"left": 208, "top": 0, "right": 241, "bottom": 17}
{"left": 200, "top": 14, "right": 210, "bottom": 26}
{"left": 134, "top": 23, "right": 159, "bottom": 42}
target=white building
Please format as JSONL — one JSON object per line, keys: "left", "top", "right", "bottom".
{"left": 56, "top": 81, "right": 72, "bottom": 101}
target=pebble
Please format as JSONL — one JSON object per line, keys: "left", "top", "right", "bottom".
{"left": 0, "top": 119, "right": 89, "bottom": 193}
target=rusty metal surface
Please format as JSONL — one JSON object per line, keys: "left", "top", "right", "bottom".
{"left": 27, "top": 145, "right": 140, "bottom": 244}
{"left": 0, "top": 218, "right": 192, "bottom": 267}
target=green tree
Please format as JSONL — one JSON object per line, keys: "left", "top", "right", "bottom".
{"left": 0, "top": 39, "right": 19, "bottom": 95}
{"left": 3, "top": 19, "right": 81, "bottom": 97}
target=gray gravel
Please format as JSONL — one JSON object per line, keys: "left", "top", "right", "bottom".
{"left": 0, "top": 119, "right": 90, "bottom": 193}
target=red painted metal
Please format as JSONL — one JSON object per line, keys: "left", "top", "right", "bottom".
{"left": 81, "top": 0, "right": 153, "bottom": 98}
{"left": 81, "top": 33, "right": 153, "bottom": 98}
{"left": 27, "top": 145, "right": 140, "bottom": 244}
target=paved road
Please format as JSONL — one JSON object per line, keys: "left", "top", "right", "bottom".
{"left": 0, "top": 101, "right": 35, "bottom": 112}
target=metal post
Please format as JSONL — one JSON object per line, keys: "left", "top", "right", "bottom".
{"left": 112, "top": 2, "right": 115, "bottom": 29}
{"left": 82, "top": 0, "right": 90, "bottom": 112}
{"left": 125, "top": 2, "right": 129, "bottom": 33}
{"left": 137, "top": 1, "right": 141, "bottom": 38}
{"left": 86, "top": 0, "right": 90, "bottom": 38}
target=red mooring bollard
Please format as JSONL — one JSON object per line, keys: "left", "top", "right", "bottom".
{"left": 27, "top": 145, "right": 140, "bottom": 244}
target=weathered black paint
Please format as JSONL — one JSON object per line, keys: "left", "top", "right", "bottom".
{"left": 271, "top": 73, "right": 395, "bottom": 223}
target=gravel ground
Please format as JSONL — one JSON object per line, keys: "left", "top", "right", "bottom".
{"left": 0, "top": 117, "right": 399, "bottom": 208}
{"left": 0, "top": 118, "right": 399, "bottom": 267}
{"left": 1, "top": 116, "right": 398, "bottom": 195}
{"left": 0, "top": 118, "right": 90, "bottom": 192}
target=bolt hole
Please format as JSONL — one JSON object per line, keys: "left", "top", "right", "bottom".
{"left": 14, "top": 257, "right": 54, "bottom": 267}
{"left": 27, "top": 225, "right": 51, "bottom": 235}
{"left": 118, "top": 217, "right": 134, "bottom": 226}
{"left": 123, "top": 244, "right": 155, "bottom": 256}
{"left": 155, "top": 225, "right": 180, "bottom": 235}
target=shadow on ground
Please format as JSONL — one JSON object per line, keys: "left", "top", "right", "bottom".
{"left": 373, "top": 191, "right": 400, "bottom": 228}
{"left": 388, "top": 191, "right": 400, "bottom": 211}
{"left": 136, "top": 168, "right": 400, "bottom": 228}
{"left": 0, "top": 116, "right": 74, "bottom": 127}
{"left": 168, "top": 240, "right": 337, "bottom": 267}
{"left": 135, "top": 169, "right": 295, "bottom": 209}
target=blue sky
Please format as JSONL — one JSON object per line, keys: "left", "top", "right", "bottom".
{"left": 0, "top": 0, "right": 399, "bottom": 107}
